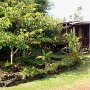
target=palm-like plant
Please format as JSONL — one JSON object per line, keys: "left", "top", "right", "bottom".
{"left": 36, "top": 49, "right": 52, "bottom": 69}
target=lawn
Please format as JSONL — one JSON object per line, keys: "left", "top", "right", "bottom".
{"left": 1, "top": 55, "right": 90, "bottom": 90}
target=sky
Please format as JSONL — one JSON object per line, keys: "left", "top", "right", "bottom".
{"left": 48, "top": 0, "right": 90, "bottom": 21}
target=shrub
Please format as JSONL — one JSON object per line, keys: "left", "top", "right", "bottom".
{"left": 64, "top": 32, "right": 81, "bottom": 62}
{"left": 19, "top": 66, "right": 46, "bottom": 79}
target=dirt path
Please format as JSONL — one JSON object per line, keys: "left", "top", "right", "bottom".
{"left": 48, "top": 78, "right": 90, "bottom": 90}
{"left": 65, "top": 80, "right": 90, "bottom": 90}
{"left": 68, "top": 79, "right": 90, "bottom": 90}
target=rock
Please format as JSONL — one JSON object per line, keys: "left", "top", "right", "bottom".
{"left": 7, "top": 73, "right": 15, "bottom": 79}
{"left": 15, "top": 75, "right": 22, "bottom": 81}
{"left": 10, "top": 64, "right": 21, "bottom": 72}
{"left": 1, "top": 74, "right": 8, "bottom": 81}
{"left": 0, "top": 72, "right": 28, "bottom": 87}
{"left": 0, "top": 74, "right": 24, "bottom": 87}
{"left": 4, "top": 78, "right": 16, "bottom": 87}
{"left": 21, "top": 75, "right": 27, "bottom": 82}
{"left": 0, "top": 81, "right": 4, "bottom": 87}
{"left": 14, "top": 75, "right": 26, "bottom": 83}
{"left": 1, "top": 73, "right": 15, "bottom": 81}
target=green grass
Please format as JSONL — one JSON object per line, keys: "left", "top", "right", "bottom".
{"left": 1, "top": 54, "right": 90, "bottom": 90}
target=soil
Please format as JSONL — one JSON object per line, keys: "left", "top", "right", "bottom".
{"left": 48, "top": 78, "right": 90, "bottom": 90}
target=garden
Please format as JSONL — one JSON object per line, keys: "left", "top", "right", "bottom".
{"left": 1, "top": 55, "right": 90, "bottom": 90}
{"left": 0, "top": 0, "right": 87, "bottom": 89}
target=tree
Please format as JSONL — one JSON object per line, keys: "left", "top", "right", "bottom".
{"left": 34, "top": 0, "right": 50, "bottom": 13}
{"left": 62, "top": 17, "right": 66, "bottom": 22}
{"left": 0, "top": 30, "right": 29, "bottom": 64}
{"left": 65, "top": 32, "right": 81, "bottom": 60}
{"left": 7, "top": 32, "right": 29, "bottom": 64}
{"left": 69, "top": 6, "right": 83, "bottom": 22}
{"left": 69, "top": 15, "right": 73, "bottom": 22}
{"left": 74, "top": 6, "right": 83, "bottom": 21}
{"left": 0, "top": 0, "right": 62, "bottom": 64}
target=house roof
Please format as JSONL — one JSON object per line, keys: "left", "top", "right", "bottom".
{"left": 70, "top": 21, "right": 90, "bottom": 25}
{"left": 62, "top": 21, "right": 90, "bottom": 25}
{"left": 62, "top": 21, "right": 90, "bottom": 29}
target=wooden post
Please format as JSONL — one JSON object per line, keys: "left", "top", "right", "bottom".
{"left": 66, "top": 23, "right": 67, "bottom": 33}
{"left": 89, "top": 24, "right": 90, "bottom": 53}
{"left": 72, "top": 26, "right": 75, "bottom": 36}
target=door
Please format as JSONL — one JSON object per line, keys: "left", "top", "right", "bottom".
{"left": 82, "top": 24, "right": 89, "bottom": 47}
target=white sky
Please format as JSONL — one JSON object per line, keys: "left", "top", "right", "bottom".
{"left": 48, "top": 0, "right": 90, "bottom": 21}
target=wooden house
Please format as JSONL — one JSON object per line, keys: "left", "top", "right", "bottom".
{"left": 62, "top": 21, "right": 90, "bottom": 50}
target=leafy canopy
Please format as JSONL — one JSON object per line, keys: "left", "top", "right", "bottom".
{"left": 0, "top": 0, "right": 62, "bottom": 63}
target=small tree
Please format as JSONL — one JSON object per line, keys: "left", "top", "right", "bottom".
{"left": 0, "top": 0, "right": 62, "bottom": 64}
{"left": 65, "top": 32, "right": 81, "bottom": 60}
{"left": 8, "top": 33, "right": 29, "bottom": 64}
{"left": 36, "top": 49, "right": 52, "bottom": 69}
{"left": 0, "top": 31, "right": 29, "bottom": 64}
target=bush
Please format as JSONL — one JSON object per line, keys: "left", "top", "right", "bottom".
{"left": 19, "top": 66, "right": 46, "bottom": 80}
{"left": 17, "top": 56, "right": 45, "bottom": 68}
{"left": 45, "top": 62, "right": 59, "bottom": 74}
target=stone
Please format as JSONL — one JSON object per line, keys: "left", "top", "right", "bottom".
{"left": 4, "top": 78, "right": 16, "bottom": 87}
{"left": 0, "top": 81, "right": 4, "bottom": 87}
{"left": 7, "top": 73, "right": 15, "bottom": 79}
{"left": 10, "top": 64, "right": 21, "bottom": 72}
{"left": 1, "top": 74, "right": 8, "bottom": 81}
{"left": 15, "top": 75, "right": 22, "bottom": 81}
{"left": 1, "top": 73, "right": 15, "bottom": 81}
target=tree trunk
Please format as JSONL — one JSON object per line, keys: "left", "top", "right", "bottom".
{"left": 11, "top": 48, "right": 14, "bottom": 64}
{"left": 44, "top": 59, "right": 47, "bottom": 69}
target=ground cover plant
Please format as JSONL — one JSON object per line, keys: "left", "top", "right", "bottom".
{"left": 0, "top": 55, "right": 90, "bottom": 90}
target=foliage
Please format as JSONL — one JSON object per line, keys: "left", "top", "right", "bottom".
{"left": 36, "top": 49, "right": 53, "bottom": 69}
{"left": 65, "top": 32, "right": 81, "bottom": 61}
{"left": 17, "top": 56, "right": 45, "bottom": 68}
{"left": 19, "top": 66, "right": 45, "bottom": 78}
{"left": 0, "top": 30, "right": 29, "bottom": 64}
{"left": 36, "top": 49, "right": 52, "bottom": 61}
{"left": 65, "top": 32, "right": 81, "bottom": 53}
{"left": 0, "top": 0, "right": 83, "bottom": 87}
{"left": 21, "top": 13, "right": 61, "bottom": 45}
{"left": 34, "top": 0, "right": 50, "bottom": 13}
{"left": 69, "top": 6, "right": 83, "bottom": 22}
{"left": 0, "top": 17, "right": 11, "bottom": 30}
{"left": 4, "top": 60, "right": 11, "bottom": 67}
{"left": 0, "top": 0, "right": 62, "bottom": 64}
{"left": 1, "top": 55, "right": 90, "bottom": 90}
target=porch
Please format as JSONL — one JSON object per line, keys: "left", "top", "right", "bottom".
{"left": 72, "top": 22, "right": 90, "bottom": 53}
{"left": 74, "top": 24, "right": 89, "bottom": 48}
{"left": 62, "top": 21, "right": 90, "bottom": 53}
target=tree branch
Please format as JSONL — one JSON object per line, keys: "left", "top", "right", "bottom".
{"left": 14, "top": 48, "right": 18, "bottom": 55}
